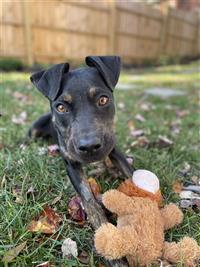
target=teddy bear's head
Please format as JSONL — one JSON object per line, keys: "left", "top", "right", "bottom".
{"left": 117, "top": 170, "right": 163, "bottom": 207}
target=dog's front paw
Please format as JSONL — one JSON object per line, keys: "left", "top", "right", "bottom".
{"left": 95, "top": 223, "right": 125, "bottom": 260}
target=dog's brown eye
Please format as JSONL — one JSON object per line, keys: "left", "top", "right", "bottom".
{"left": 98, "top": 96, "right": 109, "bottom": 106}
{"left": 56, "top": 104, "right": 66, "bottom": 113}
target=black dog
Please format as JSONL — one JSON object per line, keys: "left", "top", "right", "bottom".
{"left": 29, "top": 56, "right": 133, "bottom": 232}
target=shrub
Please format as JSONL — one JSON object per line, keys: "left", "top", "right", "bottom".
{"left": 0, "top": 57, "right": 24, "bottom": 71}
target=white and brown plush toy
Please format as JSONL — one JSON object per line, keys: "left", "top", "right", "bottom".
{"left": 95, "top": 170, "right": 200, "bottom": 266}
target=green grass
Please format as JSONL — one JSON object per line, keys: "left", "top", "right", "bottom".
{"left": 0, "top": 61, "right": 200, "bottom": 266}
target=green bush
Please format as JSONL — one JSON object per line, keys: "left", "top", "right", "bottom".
{"left": 0, "top": 57, "right": 24, "bottom": 71}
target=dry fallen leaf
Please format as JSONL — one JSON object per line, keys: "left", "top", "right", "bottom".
{"left": 61, "top": 238, "right": 78, "bottom": 258}
{"left": 48, "top": 144, "right": 59, "bottom": 156}
{"left": 176, "top": 109, "right": 190, "bottom": 118}
{"left": 172, "top": 181, "right": 183, "bottom": 193}
{"left": 183, "top": 185, "right": 200, "bottom": 194}
{"left": 68, "top": 196, "right": 86, "bottom": 222}
{"left": 127, "top": 120, "right": 135, "bottom": 131}
{"left": 12, "top": 186, "right": 24, "bottom": 204}
{"left": 12, "top": 111, "right": 27, "bottom": 125}
{"left": 78, "top": 250, "right": 90, "bottom": 264}
{"left": 157, "top": 136, "right": 173, "bottom": 148}
{"left": 117, "top": 102, "right": 125, "bottom": 110}
{"left": 179, "top": 191, "right": 200, "bottom": 200}
{"left": 126, "top": 156, "right": 134, "bottom": 165}
{"left": 13, "top": 91, "right": 30, "bottom": 102}
{"left": 140, "top": 102, "right": 155, "bottom": 111}
{"left": 180, "top": 199, "right": 200, "bottom": 210}
{"left": 135, "top": 114, "right": 146, "bottom": 122}
{"left": 88, "top": 177, "right": 101, "bottom": 197}
{"left": 179, "top": 162, "right": 191, "bottom": 176}
{"left": 131, "top": 136, "right": 150, "bottom": 148}
{"left": 190, "top": 175, "right": 200, "bottom": 185}
{"left": 130, "top": 129, "right": 144, "bottom": 137}
{"left": 28, "top": 206, "right": 61, "bottom": 234}
{"left": 2, "top": 241, "right": 27, "bottom": 263}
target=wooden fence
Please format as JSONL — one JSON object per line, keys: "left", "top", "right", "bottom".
{"left": 0, "top": 0, "right": 199, "bottom": 66}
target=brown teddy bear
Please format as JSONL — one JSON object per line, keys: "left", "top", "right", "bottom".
{"left": 95, "top": 170, "right": 200, "bottom": 266}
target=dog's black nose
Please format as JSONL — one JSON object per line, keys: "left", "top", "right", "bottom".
{"left": 78, "top": 138, "right": 102, "bottom": 153}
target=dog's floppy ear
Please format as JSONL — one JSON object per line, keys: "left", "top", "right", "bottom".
{"left": 30, "top": 63, "right": 69, "bottom": 101}
{"left": 85, "top": 56, "right": 121, "bottom": 91}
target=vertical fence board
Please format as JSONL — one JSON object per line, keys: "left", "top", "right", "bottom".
{"left": 0, "top": 0, "right": 199, "bottom": 65}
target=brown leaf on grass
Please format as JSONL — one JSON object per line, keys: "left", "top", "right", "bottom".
{"left": 28, "top": 206, "right": 62, "bottom": 234}
{"left": 131, "top": 136, "right": 150, "bottom": 148}
{"left": 140, "top": 102, "right": 155, "bottom": 111}
{"left": 12, "top": 111, "right": 27, "bottom": 125}
{"left": 183, "top": 185, "right": 200, "bottom": 194}
{"left": 68, "top": 196, "right": 86, "bottom": 223}
{"left": 126, "top": 156, "right": 134, "bottom": 165}
{"left": 172, "top": 181, "right": 183, "bottom": 193}
{"left": 78, "top": 250, "right": 90, "bottom": 264}
{"left": 179, "top": 191, "right": 200, "bottom": 199}
{"left": 127, "top": 120, "right": 135, "bottom": 131}
{"left": 176, "top": 109, "right": 190, "bottom": 118}
{"left": 88, "top": 177, "right": 101, "bottom": 197}
{"left": 157, "top": 136, "right": 173, "bottom": 148}
{"left": 179, "top": 162, "right": 191, "bottom": 176}
{"left": 135, "top": 114, "right": 146, "bottom": 122}
{"left": 61, "top": 238, "right": 78, "bottom": 258}
{"left": 12, "top": 186, "right": 24, "bottom": 204}
{"left": 2, "top": 241, "right": 27, "bottom": 263}
{"left": 191, "top": 176, "right": 200, "bottom": 185}
{"left": 0, "top": 143, "right": 4, "bottom": 150}
{"left": 13, "top": 91, "right": 31, "bottom": 103}
{"left": 180, "top": 199, "right": 200, "bottom": 209}
{"left": 48, "top": 144, "right": 59, "bottom": 156}
{"left": 130, "top": 129, "right": 144, "bottom": 137}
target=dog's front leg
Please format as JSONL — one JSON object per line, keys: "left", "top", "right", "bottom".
{"left": 109, "top": 147, "right": 134, "bottom": 178}
{"left": 65, "top": 160, "right": 107, "bottom": 228}
{"left": 65, "top": 160, "right": 128, "bottom": 267}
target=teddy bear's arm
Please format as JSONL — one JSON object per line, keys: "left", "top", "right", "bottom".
{"left": 160, "top": 203, "right": 183, "bottom": 230}
{"left": 95, "top": 223, "right": 138, "bottom": 260}
{"left": 102, "top": 189, "right": 134, "bottom": 215}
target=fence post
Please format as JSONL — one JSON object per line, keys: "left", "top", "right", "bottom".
{"left": 108, "top": 0, "right": 117, "bottom": 55}
{"left": 195, "top": 10, "right": 200, "bottom": 56}
{"left": 21, "top": 0, "right": 33, "bottom": 66}
{"left": 159, "top": 7, "right": 170, "bottom": 57}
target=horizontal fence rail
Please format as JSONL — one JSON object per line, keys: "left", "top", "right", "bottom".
{"left": 0, "top": 0, "right": 199, "bottom": 65}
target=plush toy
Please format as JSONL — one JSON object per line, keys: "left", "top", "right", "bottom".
{"left": 95, "top": 170, "right": 200, "bottom": 266}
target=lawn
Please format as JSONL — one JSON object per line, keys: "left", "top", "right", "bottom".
{"left": 0, "top": 61, "right": 199, "bottom": 266}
